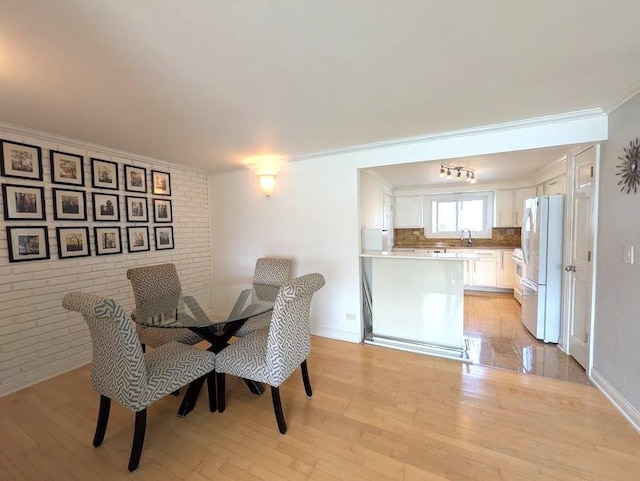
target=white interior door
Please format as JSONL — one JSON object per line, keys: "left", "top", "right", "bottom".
{"left": 566, "top": 146, "right": 596, "bottom": 369}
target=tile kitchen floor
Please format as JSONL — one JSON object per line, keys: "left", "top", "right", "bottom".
{"left": 463, "top": 291, "right": 590, "bottom": 385}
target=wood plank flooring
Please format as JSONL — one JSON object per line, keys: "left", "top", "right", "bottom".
{"left": 464, "top": 292, "right": 590, "bottom": 384}
{"left": 1, "top": 336, "right": 639, "bottom": 480}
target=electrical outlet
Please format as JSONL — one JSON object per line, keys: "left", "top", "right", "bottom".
{"left": 345, "top": 312, "right": 356, "bottom": 321}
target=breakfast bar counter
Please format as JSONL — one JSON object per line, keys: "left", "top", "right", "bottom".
{"left": 360, "top": 250, "right": 478, "bottom": 360}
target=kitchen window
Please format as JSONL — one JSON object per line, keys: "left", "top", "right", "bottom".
{"left": 424, "top": 191, "right": 494, "bottom": 238}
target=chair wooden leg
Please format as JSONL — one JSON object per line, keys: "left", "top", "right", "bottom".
{"left": 93, "top": 395, "right": 111, "bottom": 447}
{"left": 128, "top": 409, "right": 147, "bottom": 472}
{"left": 270, "top": 386, "right": 287, "bottom": 434}
{"left": 207, "top": 373, "right": 217, "bottom": 412}
{"left": 216, "top": 372, "right": 226, "bottom": 413}
{"left": 301, "top": 360, "right": 313, "bottom": 397}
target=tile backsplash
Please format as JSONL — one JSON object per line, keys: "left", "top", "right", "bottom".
{"left": 394, "top": 227, "right": 521, "bottom": 249}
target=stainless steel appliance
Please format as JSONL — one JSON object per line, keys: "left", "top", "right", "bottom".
{"left": 520, "top": 195, "right": 564, "bottom": 343}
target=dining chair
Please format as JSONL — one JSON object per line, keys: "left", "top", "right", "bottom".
{"left": 62, "top": 291, "right": 217, "bottom": 472}
{"left": 215, "top": 272, "right": 325, "bottom": 434}
{"left": 234, "top": 257, "right": 293, "bottom": 337}
{"left": 126, "top": 263, "right": 202, "bottom": 350}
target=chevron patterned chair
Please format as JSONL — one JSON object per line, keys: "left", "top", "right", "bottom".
{"left": 62, "top": 291, "right": 217, "bottom": 472}
{"left": 234, "top": 257, "right": 293, "bottom": 338}
{"left": 216, "top": 273, "right": 325, "bottom": 434}
{"left": 126, "top": 263, "right": 202, "bottom": 350}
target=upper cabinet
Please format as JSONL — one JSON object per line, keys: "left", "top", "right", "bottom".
{"left": 543, "top": 174, "right": 566, "bottom": 195}
{"left": 394, "top": 195, "right": 423, "bottom": 228}
{"left": 495, "top": 186, "right": 536, "bottom": 227}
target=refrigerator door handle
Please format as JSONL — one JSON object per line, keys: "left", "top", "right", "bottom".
{"left": 521, "top": 207, "right": 532, "bottom": 264}
{"left": 521, "top": 276, "right": 538, "bottom": 291}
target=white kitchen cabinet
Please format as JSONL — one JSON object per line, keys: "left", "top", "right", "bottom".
{"left": 495, "top": 186, "right": 536, "bottom": 227}
{"left": 498, "top": 249, "right": 515, "bottom": 288}
{"left": 449, "top": 249, "right": 498, "bottom": 287}
{"left": 543, "top": 175, "right": 566, "bottom": 195}
{"left": 394, "top": 195, "right": 423, "bottom": 228}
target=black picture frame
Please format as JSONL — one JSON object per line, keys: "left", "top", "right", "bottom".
{"left": 0, "top": 140, "right": 43, "bottom": 180}
{"left": 53, "top": 188, "right": 87, "bottom": 221}
{"left": 151, "top": 170, "right": 171, "bottom": 196}
{"left": 50, "top": 150, "right": 84, "bottom": 186}
{"left": 125, "top": 195, "right": 148, "bottom": 222}
{"left": 56, "top": 227, "right": 91, "bottom": 259}
{"left": 124, "top": 164, "right": 147, "bottom": 193}
{"left": 6, "top": 226, "right": 50, "bottom": 262}
{"left": 127, "top": 226, "right": 150, "bottom": 253}
{"left": 94, "top": 226, "right": 122, "bottom": 256}
{"left": 154, "top": 226, "right": 174, "bottom": 250}
{"left": 92, "top": 192, "right": 120, "bottom": 222}
{"left": 153, "top": 198, "right": 172, "bottom": 223}
{"left": 91, "top": 158, "right": 119, "bottom": 190}
{"left": 2, "top": 183, "right": 46, "bottom": 220}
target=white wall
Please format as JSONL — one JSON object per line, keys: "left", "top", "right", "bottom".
{"left": 209, "top": 112, "right": 608, "bottom": 345}
{"left": 593, "top": 92, "right": 640, "bottom": 415}
{"left": 359, "top": 170, "right": 387, "bottom": 230}
{"left": 0, "top": 125, "right": 212, "bottom": 396}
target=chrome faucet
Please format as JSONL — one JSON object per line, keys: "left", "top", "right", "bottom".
{"left": 460, "top": 228, "right": 472, "bottom": 246}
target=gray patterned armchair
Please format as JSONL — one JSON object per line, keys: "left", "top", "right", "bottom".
{"left": 215, "top": 273, "right": 325, "bottom": 434}
{"left": 126, "top": 263, "right": 202, "bottom": 349}
{"left": 62, "top": 291, "right": 217, "bottom": 472}
{"left": 234, "top": 257, "right": 293, "bottom": 337}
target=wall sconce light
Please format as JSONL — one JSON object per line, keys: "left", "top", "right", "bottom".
{"left": 259, "top": 174, "right": 276, "bottom": 196}
{"left": 440, "top": 164, "right": 476, "bottom": 183}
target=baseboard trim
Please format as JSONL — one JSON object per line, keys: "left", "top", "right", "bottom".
{"left": 591, "top": 368, "right": 640, "bottom": 434}
{"left": 311, "top": 326, "right": 362, "bottom": 343}
{"left": 0, "top": 354, "right": 91, "bottom": 397}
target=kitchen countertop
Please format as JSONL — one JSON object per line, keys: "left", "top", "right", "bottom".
{"left": 360, "top": 250, "right": 479, "bottom": 260}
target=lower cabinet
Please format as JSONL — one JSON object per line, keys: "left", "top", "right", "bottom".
{"left": 451, "top": 249, "right": 515, "bottom": 290}
{"left": 498, "top": 250, "right": 515, "bottom": 288}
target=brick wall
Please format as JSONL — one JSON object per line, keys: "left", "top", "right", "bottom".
{"left": 0, "top": 127, "right": 212, "bottom": 396}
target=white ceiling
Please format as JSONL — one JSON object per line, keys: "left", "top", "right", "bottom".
{"left": 1, "top": 1, "right": 639, "bottom": 174}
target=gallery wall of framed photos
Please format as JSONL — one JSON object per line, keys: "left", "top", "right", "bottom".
{"left": 1, "top": 138, "right": 177, "bottom": 262}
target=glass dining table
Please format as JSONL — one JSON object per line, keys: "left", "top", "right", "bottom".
{"left": 132, "top": 284, "right": 280, "bottom": 417}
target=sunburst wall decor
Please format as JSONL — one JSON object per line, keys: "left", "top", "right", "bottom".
{"left": 616, "top": 137, "right": 640, "bottom": 194}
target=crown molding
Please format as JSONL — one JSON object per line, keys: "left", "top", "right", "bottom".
{"left": 362, "top": 169, "right": 394, "bottom": 189}
{"left": 0, "top": 120, "right": 207, "bottom": 173}
{"left": 604, "top": 81, "right": 640, "bottom": 114}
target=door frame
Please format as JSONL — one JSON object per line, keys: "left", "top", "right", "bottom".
{"left": 560, "top": 143, "right": 600, "bottom": 376}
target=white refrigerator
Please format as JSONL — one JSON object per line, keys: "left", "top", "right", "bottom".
{"left": 520, "top": 195, "right": 564, "bottom": 343}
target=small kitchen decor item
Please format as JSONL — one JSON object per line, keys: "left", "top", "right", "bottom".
{"left": 0, "top": 140, "right": 43, "bottom": 180}
{"left": 616, "top": 137, "right": 640, "bottom": 194}
{"left": 53, "top": 188, "right": 87, "bottom": 221}
{"left": 91, "top": 158, "right": 119, "bottom": 190}
{"left": 151, "top": 170, "right": 171, "bottom": 195}
{"left": 154, "top": 226, "right": 174, "bottom": 250}
{"left": 56, "top": 226, "right": 91, "bottom": 259}
{"left": 50, "top": 150, "right": 84, "bottom": 186}
{"left": 124, "top": 164, "right": 147, "bottom": 193}
{"left": 125, "top": 195, "right": 148, "bottom": 222}
{"left": 6, "top": 225, "right": 50, "bottom": 262}
{"left": 94, "top": 226, "right": 122, "bottom": 256}
{"left": 2, "top": 183, "right": 46, "bottom": 220}
{"left": 127, "top": 226, "right": 150, "bottom": 253}
{"left": 92, "top": 192, "right": 120, "bottom": 221}
{"left": 153, "top": 198, "right": 172, "bottom": 222}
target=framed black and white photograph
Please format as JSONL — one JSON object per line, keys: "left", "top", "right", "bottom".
{"left": 0, "top": 140, "right": 43, "bottom": 180}
{"left": 153, "top": 198, "right": 172, "bottom": 222}
{"left": 2, "top": 183, "right": 46, "bottom": 221}
{"left": 124, "top": 164, "right": 147, "bottom": 193}
{"left": 125, "top": 195, "right": 148, "bottom": 222}
{"left": 91, "top": 158, "right": 119, "bottom": 190}
{"left": 94, "top": 226, "right": 122, "bottom": 256}
{"left": 92, "top": 192, "right": 120, "bottom": 222}
{"left": 127, "top": 226, "right": 150, "bottom": 253}
{"left": 50, "top": 150, "right": 84, "bottom": 186}
{"left": 154, "top": 226, "right": 174, "bottom": 250}
{"left": 53, "top": 188, "right": 87, "bottom": 221}
{"left": 6, "top": 226, "right": 50, "bottom": 263}
{"left": 151, "top": 170, "right": 171, "bottom": 195}
{"left": 56, "top": 227, "right": 91, "bottom": 259}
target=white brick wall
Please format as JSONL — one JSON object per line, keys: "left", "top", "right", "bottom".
{"left": 0, "top": 126, "right": 212, "bottom": 396}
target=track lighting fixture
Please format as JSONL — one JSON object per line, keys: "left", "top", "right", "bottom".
{"left": 439, "top": 164, "right": 476, "bottom": 183}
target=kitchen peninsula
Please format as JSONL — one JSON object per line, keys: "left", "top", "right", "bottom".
{"left": 360, "top": 250, "right": 478, "bottom": 360}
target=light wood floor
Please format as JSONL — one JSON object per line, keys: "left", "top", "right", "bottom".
{"left": 1, "top": 336, "right": 639, "bottom": 480}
